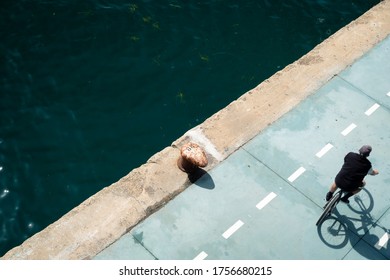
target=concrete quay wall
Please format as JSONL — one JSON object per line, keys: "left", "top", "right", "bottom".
{"left": 2, "top": 0, "right": 390, "bottom": 260}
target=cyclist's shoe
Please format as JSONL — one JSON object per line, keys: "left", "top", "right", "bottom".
{"left": 341, "top": 192, "right": 353, "bottom": 204}
{"left": 326, "top": 192, "right": 333, "bottom": 201}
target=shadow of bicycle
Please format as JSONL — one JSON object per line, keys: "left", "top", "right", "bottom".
{"left": 317, "top": 188, "right": 390, "bottom": 259}
{"left": 317, "top": 215, "right": 349, "bottom": 249}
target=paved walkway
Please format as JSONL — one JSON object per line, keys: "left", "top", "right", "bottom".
{"left": 95, "top": 35, "right": 390, "bottom": 260}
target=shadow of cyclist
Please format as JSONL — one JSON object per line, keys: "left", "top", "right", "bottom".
{"left": 341, "top": 193, "right": 389, "bottom": 259}
{"left": 320, "top": 189, "right": 390, "bottom": 259}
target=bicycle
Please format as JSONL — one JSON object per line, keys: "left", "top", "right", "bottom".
{"left": 316, "top": 189, "right": 347, "bottom": 226}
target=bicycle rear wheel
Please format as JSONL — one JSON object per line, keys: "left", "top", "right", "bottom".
{"left": 316, "top": 191, "right": 341, "bottom": 226}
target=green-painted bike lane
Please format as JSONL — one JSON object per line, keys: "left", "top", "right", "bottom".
{"left": 95, "top": 36, "right": 390, "bottom": 260}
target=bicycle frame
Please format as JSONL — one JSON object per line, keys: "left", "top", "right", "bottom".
{"left": 316, "top": 190, "right": 346, "bottom": 226}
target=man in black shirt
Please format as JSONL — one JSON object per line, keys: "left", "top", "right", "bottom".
{"left": 326, "top": 145, "right": 379, "bottom": 203}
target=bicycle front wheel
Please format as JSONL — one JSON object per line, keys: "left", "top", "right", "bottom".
{"left": 316, "top": 192, "right": 341, "bottom": 226}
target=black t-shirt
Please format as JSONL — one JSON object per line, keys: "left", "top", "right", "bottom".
{"left": 335, "top": 152, "right": 372, "bottom": 190}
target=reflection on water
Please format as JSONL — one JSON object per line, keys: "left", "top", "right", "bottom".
{"left": 0, "top": 0, "right": 380, "bottom": 256}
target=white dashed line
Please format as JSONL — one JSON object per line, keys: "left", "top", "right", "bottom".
{"left": 256, "top": 192, "right": 277, "bottom": 210}
{"left": 288, "top": 167, "right": 306, "bottom": 182}
{"left": 316, "top": 143, "right": 334, "bottom": 158}
{"left": 365, "top": 103, "right": 380, "bottom": 116}
{"left": 341, "top": 123, "right": 357, "bottom": 136}
{"left": 194, "top": 251, "right": 208, "bottom": 260}
{"left": 222, "top": 220, "right": 244, "bottom": 239}
{"left": 375, "top": 233, "right": 390, "bottom": 249}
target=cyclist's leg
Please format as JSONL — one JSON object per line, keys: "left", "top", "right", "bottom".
{"left": 341, "top": 181, "right": 365, "bottom": 203}
{"left": 330, "top": 182, "right": 338, "bottom": 192}
{"left": 353, "top": 180, "right": 366, "bottom": 193}
{"left": 326, "top": 182, "right": 338, "bottom": 201}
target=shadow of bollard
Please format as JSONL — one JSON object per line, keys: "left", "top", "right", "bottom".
{"left": 188, "top": 170, "right": 215, "bottom": 190}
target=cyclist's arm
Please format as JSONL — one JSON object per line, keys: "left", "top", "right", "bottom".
{"left": 368, "top": 168, "right": 379, "bottom": 175}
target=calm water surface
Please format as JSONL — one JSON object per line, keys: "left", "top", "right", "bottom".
{"left": 0, "top": 0, "right": 380, "bottom": 256}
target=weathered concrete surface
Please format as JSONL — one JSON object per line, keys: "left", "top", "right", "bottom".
{"left": 2, "top": 0, "right": 390, "bottom": 260}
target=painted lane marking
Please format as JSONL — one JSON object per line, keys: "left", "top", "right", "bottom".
{"left": 341, "top": 123, "right": 357, "bottom": 136}
{"left": 186, "top": 127, "right": 224, "bottom": 161}
{"left": 256, "top": 192, "right": 277, "bottom": 210}
{"left": 375, "top": 233, "right": 390, "bottom": 249}
{"left": 288, "top": 167, "right": 306, "bottom": 182}
{"left": 387, "top": 92, "right": 390, "bottom": 97}
{"left": 316, "top": 143, "right": 334, "bottom": 158}
{"left": 365, "top": 103, "right": 380, "bottom": 116}
{"left": 194, "top": 251, "right": 208, "bottom": 260}
{"left": 222, "top": 220, "right": 244, "bottom": 239}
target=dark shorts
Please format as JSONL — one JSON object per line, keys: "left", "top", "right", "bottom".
{"left": 336, "top": 180, "right": 365, "bottom": 192}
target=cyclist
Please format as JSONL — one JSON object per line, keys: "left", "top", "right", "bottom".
{"left": 326, "top": 145, "right": 379, "bottom": 203}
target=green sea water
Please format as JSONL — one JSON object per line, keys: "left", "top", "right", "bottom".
{"left": 0, "top": 0, "right": 380, "bottom": 257}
